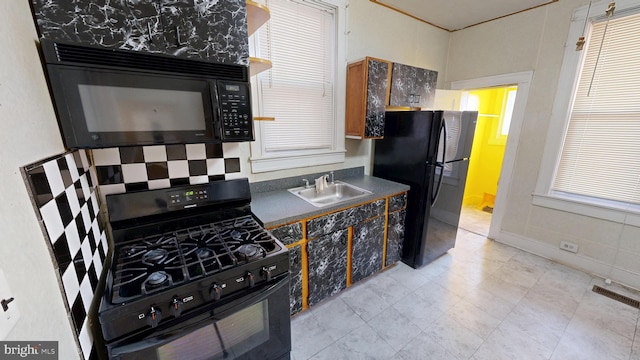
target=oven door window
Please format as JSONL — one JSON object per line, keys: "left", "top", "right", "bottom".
{"left": 51, "top": 66, "right": 216, "bottom": 148}
{"left": 157, "top": 301, "right": 269, "bottom": 360}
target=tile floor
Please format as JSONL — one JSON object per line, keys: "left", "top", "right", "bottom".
{"left": 290, "top": 228, "right": 640, "bottom": 360}
{"left": 458, "top": 205, "right": 492, "bottom": 237}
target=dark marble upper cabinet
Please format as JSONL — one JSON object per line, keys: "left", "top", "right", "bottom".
{"left": 31, "top": 0, "right": 249, "bottom": 65}
{"left": 31, "top": 0, "right": 131, "bottom": 48}
{"left": 160, "top": 0, "right": 249, "bottom": 65}
{"left": 125, "top": 0, "right": 165, "bottom": 52}
{"left": 389, "top": 63, "right": 438, "bottom": 109}
{"left": 345, "top": 57, "right": 392, "bottom": 139}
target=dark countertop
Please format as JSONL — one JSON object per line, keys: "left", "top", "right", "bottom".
{"left": 251, "top": 175, "right": 409, "bottom": 228}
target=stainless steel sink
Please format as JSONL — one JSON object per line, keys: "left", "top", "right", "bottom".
{"left": 288, "top": 181, "right": 372, "bottom": 207}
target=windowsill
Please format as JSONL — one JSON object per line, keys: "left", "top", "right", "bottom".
{"left": 531, "top": 192, "right": 640, "bottom": 227}
{"left": 249, "top": 150, "right": 346, "bottom": 173}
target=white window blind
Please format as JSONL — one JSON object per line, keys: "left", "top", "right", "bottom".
{"left": 552, "top": 11, "right": 640, "bottom": 205}
{"left": 257, "top": 0, "right": 335, "bottom": 152}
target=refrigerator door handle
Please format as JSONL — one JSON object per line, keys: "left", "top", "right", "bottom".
{"left": 431, "top": 120, "right": 447, "bottom": 206}
{"left": 432, "top": 163, "right": 445, "bottom": 206}
{"left": 440, "top": 119, "right": 447, "bottom": 164}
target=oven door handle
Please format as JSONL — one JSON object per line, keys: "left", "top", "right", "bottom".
{"left": 109, "top": 275, "right": 289, "bottom": 358}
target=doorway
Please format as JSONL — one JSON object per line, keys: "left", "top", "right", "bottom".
{"left": 458, "top": 86, "right": 516, "bottom": 236}
{"left": 450, "top": 71, "right": 533, "bottom": 240}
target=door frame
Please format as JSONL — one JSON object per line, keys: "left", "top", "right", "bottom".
{"left": 451, "top": 71, "right": 533, "bottom": 240}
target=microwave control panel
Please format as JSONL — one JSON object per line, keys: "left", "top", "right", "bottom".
{"left": 217, "top": 81, "right": 253, "bottom": 141}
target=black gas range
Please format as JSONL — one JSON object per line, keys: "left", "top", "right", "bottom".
{"left": 98, "top": 179, "right": 291, "bottom": 360}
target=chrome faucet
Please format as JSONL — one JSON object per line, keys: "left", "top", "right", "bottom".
{"left": 302, "top": 178, "right": 311, "bottom": 188}
{"left": 315, "top": 175, "right": 329, "bottom": 193}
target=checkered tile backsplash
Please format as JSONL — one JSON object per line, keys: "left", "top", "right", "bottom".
{"left": 92, "top": 143, "right": 243, "bottom": 197}
{"left": 23, "top": 149, "right": 107, "bottom": 360}
{"left": 21, "top": 142, "right": 244, "bottom": 359}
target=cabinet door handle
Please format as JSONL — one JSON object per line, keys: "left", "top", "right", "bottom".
{"left": 176, "top": 26, "right": 182, "bottom": 45}
{"left": 147, "top": 22, "right": 153, "bottom": 42}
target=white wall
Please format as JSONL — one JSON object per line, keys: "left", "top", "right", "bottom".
{"left": 0, "top": 2, "right": 81, "bottom": 359}
{"left": 0, "top": 0, "right": 448, "bottom": 354}
{"left": 242, "top": 0, "right": 451, "bottom": 182}
{"left": 447, "top": 0, "right": 640, "bottom": 289}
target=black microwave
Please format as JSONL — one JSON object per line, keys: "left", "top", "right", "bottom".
{"left": 39, "top": 39, "right": 254, "bottom": 149}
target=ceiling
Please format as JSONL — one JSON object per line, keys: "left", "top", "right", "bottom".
{"left": 371, "top": 0, "right": 558, "bottom": 32}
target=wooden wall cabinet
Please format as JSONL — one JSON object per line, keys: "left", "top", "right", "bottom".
{"left": 345, "top": 57, "right": 439, "bottom": 139}
{"left": 345, "top": 57, "right": 392, "bottom": 139}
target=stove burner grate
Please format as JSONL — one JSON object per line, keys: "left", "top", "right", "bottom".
{"left": 110, "top": 215, "right": 281, "bottom": 304}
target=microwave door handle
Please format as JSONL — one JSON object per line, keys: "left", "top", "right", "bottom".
{"left": 212, "top": 82, "right": 223, "bottom": 136}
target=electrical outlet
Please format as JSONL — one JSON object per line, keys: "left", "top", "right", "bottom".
{"left": 0, "top": 269, "right": 20, "bottom": 340}
{"left": 560, "top": 241, "right": 579, "bottom": 253}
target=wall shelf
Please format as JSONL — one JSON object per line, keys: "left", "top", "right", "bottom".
{"left": 249, "top": 56, "right": 272, "bottom": 76}
{"left": 246, "top": 0, "right": 270, "bottom": 36}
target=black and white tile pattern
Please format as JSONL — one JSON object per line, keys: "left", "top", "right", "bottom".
{"left": 92, "top": 143, "right": 243, "bottom": 197}
{"left": 23, "top": 150, "right": 107, "bottom": 360}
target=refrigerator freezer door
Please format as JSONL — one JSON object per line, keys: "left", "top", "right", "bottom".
{"left": 438, "top": 111, "right": 478, "bottom": 163}
{"left": 372, "top": 111, "right": 438, "bottom": 184}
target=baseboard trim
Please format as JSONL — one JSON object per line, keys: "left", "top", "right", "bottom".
{"left": 494, "top": 230, "right": 640, "bottom": 291}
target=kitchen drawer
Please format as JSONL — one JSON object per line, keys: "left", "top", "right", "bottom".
{"left": 389, "top": 192, "right": 407, "bottom": 212}
{"left": 306, "top": 198, "right": 386, "bottom": 239}
{"left": 269, "top": 221, "right": 303, "bottom": 246}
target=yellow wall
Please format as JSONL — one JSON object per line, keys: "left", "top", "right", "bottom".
{"left": 463, "top": 87, "right": 514, "bottom": 208}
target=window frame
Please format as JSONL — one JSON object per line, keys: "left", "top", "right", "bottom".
{"left": 248, "top": 0, "right": 347, "bottom": 173}
{"left": 532, "top": 0, "right": 640, "bottom": 227}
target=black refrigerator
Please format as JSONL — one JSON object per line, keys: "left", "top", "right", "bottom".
{"left": 373, "top": 110, "right": 478, "bottom": 268}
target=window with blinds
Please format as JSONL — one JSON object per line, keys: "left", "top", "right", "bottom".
{"left": 255, "top": 0, "right": 335, "bottom": 152}
{"left": 552, "top": 10, "right": 640, "bottom": 205}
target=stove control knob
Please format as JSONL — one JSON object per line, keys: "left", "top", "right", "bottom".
{"left": 262, "top": 267, "right": 272, "bottom": 282}
{"left": 246, "top": 272, "right": 255, "bottom": 287}
{"left": 170, "top": 298, "right": 183, "bottom": 318}
{"left": 211, "top": 284, "right": 222, "bottom": 301}
{"left": 146, "top": 306, "right": 162, "bottom": 328}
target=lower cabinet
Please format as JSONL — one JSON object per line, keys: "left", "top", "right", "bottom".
{"left": 288, "top": 244, "right": 303, "bottom": 315}
{"left": 269, "top": 222, "right": 304, "bottom": 315}
{"left": 307, "top": 229, "right": 349, "bottom": 307}
{"left": 351, "top": 215, "right": 385, "bottom": 283}
{"left": 386, "top": 209, "right": 406, "bottom": 266}
{"left": 267, "top": 191, "right": 407, "bottom": 315}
